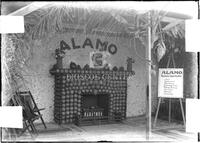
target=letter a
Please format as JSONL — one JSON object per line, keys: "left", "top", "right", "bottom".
{"left": 60, "top": 40, "right": 71, "bottom": 50}
{"left": 83, "top": 38, "right": 94, "bottom": 49}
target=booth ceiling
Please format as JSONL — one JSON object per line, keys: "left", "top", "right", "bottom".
{"left": 23, "top": 5, "right": 146, "bottom": 39}
{"left": 3, "top": 2, "right": 188, "bottom": 40}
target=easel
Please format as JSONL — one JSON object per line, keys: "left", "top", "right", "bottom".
{"left": 153, "top": 49, "right": 186, "bottom": 128}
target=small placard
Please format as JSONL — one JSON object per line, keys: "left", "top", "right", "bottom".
{"left": 158, "top": 68, "right": 183, "bottom": 98}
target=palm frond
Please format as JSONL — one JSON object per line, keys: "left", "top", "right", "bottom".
{"left": 2, "top": 33, "right": 33, "bottom": 104}
{"left": 163, "top": 22, "right": 185, "bottom": 38}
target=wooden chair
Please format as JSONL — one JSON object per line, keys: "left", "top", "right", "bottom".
{"left": 15, "top": 91, "right": 47, "bottom": 129}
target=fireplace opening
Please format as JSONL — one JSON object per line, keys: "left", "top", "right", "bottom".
{"left": 81, "top": 93, "right": 109, "bottom": 118}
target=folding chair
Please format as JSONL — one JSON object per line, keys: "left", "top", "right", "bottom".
{"left": 10, "top": 95, "right": 38, "bottom": 136}
{"left": 16, "top": 91, "right": 47, "bottom": 129}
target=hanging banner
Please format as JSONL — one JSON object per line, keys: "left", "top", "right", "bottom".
{"left": 158, "top": 68, "right": 183, "bottom": 98}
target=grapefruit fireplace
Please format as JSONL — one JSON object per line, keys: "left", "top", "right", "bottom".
{"left": 50, "top": 69, "right": 134, "bottom": 125}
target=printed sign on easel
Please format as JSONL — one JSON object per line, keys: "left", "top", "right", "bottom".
{"left": 158, "top": 68, "right": 183, "bottom": 98}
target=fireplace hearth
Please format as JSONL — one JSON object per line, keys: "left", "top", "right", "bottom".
{"left": 81, "top": 93, "right": 109, "bottom": 118}
{"left": 50, "top": 69, "right": 134, "bottom": 125}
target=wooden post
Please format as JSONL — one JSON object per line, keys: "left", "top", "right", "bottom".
{"left": 198, "top": 52, "right": 200, "bottom": 141}
{"left": 198, "top": 52, "right": 200, "bottom": 99}
{"left": 147, "top": 11, "right": 152, "bottom": 139}
{"left": 145, "top": 11, "right": 152, "bottom": 140}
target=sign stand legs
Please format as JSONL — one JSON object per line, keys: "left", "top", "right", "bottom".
{"left": 153, "top": 98, "right": 162, "bottom": 127}
{"left": 169, "top": 98, "right": 171, "bottom": 123}
{"left": 153, "top": 98, "right": 185, "bottom": 127}
{"left": 179, "top": 98, "right": 186, "bottom": 127}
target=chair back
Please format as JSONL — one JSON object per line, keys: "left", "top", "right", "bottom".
{"left": 14, "top": 93, "right": 36, "bottom": 120}
{"left": 16, "top": 91, "right": 36, "bottom": 110}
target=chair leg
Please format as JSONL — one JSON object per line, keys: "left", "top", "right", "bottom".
{"left": 18, "top": 121, "right": 31, "bottom": 137}
{"left": 29, "top": 121, "right": 37, "bottom": 134}
{"left": 37, "top": 110, "right": 47, "bottom": 129}
{"left": 28, "top": 122, "right": 34, "bottom": 132}
{"left": 24, "top": 121, "right": 32, "bottom": 134}
{"left": 29, "top": 91, "right": 47, "bottom": 129}
{"left": 40, "top": 116, "right": 47, "bottom": 129}
{"left": 23, "top": 121, "right": 35, "bottom": 138}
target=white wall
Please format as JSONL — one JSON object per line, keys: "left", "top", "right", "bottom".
{"left": 21, "top": 32, "right": 147, "bottom": 122}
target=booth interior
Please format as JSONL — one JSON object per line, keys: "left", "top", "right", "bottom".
{"left": 1, "top": 2, "right": 198, "bottom": 141}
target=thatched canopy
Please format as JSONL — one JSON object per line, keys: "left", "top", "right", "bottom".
{"left": 7, "top": 3, "right": 188, "bottom": 62}
{"left": 4, "top": 2, "right": 188, "bottom": 40}
{"left": 2, "top": 2, "right": 190, "bottom": 104}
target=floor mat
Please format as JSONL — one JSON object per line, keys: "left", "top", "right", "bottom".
{"left": 37, "top": 128, "right": 72, "bottom": 134}
{"left": 35, "top": 124, "right": 72, "bottom": 134}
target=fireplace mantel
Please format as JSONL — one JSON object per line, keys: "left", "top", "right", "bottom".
{"left": 50, "top": 69, "right": 134, "bottom": 77}
{"left": 50, "top": 68, "right": 135, "bottom": 125}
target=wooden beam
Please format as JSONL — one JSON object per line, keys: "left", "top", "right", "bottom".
{"left": 8, "top": 2, "right": 51, "bottom": 16}
{"left": 163, "top": 20, "right": 183, "bottom": 31}
{"left": 161, "top": 16, "right": 180, "bottom": 23}
{"left": 159, "top": 10, "right": 192, "bottom": 20}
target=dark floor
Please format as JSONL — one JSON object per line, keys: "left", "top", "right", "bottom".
{"left": 2, "top": 116, "right": 197, "bottom": 142}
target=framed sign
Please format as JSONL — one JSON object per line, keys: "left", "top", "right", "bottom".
{"left": 89, "top": 51, "right": 110, "bottom": 68}
{"left": 158, "top": 68, "right": 183, "bottom": 98}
